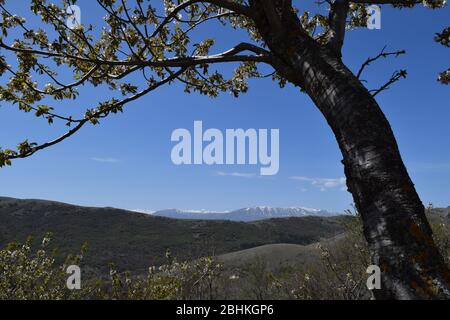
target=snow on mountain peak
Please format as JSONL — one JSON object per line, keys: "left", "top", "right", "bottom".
{"left": 147, "top": 206, "right": 339, "bottom": 221}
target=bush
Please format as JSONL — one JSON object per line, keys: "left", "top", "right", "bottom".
{"left": 0, "top": 235, "right": 223, "bottom": 300}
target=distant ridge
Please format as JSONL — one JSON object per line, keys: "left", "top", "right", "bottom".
{"left": 141, "top": 206, "right": 339, "bottom": 221}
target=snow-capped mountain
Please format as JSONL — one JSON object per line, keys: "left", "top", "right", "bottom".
{"left": 146, "top": 206, "right": 340, "bottom": 221}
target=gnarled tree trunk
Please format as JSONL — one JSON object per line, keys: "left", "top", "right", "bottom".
{"left": 250, "top": 0, "right": 450, "bottom": 299}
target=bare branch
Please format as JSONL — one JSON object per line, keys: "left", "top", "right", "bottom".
{"left": 356, "top": 46, "right": 406, "bottom": 79}
{"left": 371, "top": 69, "right": 407, "bottom": 97}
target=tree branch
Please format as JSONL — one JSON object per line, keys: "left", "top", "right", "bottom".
{"left": 351, "top": 0, "right": 421, "bottom": 4}
{"left": 356, "top": 46, "right": 406, "bottom": 79}
{"left": 151, "top": 0, "right": 252, "bottom": 38}
{"left": 0, "top": 41, "right": 271, "bottom": 68}
{"left": 5, "top": 68, "right": 188, "bottom": 162}
{"left": 370, "top": 69, "right": 407, "bottom": 97}
{"left": 327, "top": 0, "right": 350, "bottom": 57}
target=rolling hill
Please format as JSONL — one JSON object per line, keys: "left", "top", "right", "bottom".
{"left": 0, "top": 197, "right": 349, "bottom": 274}
{"left": 217, "top": 235, "right": 345, "bottom": 272}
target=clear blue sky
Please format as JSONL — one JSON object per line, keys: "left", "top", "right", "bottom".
{"left": 0, "top": 1, "right": 449, "bottom": 212}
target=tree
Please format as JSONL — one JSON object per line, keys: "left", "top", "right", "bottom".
{"left": 0, "top": 0, "right": 448, "bottom": 299}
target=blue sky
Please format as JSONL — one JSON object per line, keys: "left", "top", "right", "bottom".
{"left": 0, "top": 1, "right": 449, "bottom": 212}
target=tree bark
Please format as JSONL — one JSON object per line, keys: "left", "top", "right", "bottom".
{"left": 249, "top": 0, "right": 450, "bottom": 299}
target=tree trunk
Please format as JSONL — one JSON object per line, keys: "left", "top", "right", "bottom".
{"left": 250, "top": 1, "right": 450, "bottom": 299}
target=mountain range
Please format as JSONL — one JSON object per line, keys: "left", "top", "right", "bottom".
{"left": 137, "top": 206, "right": 339, "bottom": 221}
